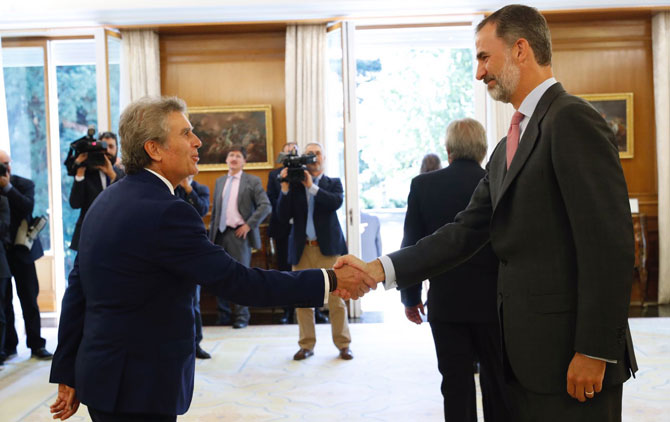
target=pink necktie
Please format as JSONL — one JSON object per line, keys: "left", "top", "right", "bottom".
{"left": 506, "top": 111, "right": 524, "bottom": 169}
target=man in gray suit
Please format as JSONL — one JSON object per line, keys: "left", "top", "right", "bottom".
{"left": 335, "top": 5, "right": 636, "bottom": 421}
{"left": 209, "top": 146, "right": 271, "bottom": 328}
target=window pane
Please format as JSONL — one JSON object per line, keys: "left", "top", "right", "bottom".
{"left": 53, "top": 40, "right": 97, "bottom": 277}
{"left": 108, "top": 35, "right": 121, "bottom": 134}
{"left": 2, "top": 46, "right": 51, "bottom": 251}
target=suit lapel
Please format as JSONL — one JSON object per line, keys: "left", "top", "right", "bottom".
{"left": 237, "top": 173, "right": 247, "bottom": 210}
{"left": 496, "top": 83, "right": 565, "bottom": 205}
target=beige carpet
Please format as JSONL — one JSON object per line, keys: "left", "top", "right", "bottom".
{"left": 1, "top": 318, "right": 668, "bottom": 421}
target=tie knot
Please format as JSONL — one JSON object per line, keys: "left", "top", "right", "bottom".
{"left": 511, "top": 111, "right": 524, "bottom": 126}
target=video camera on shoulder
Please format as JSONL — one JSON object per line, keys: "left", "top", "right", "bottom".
{"left": 64, "top": 126, "right": 108, "bottom": 174}
{"left": 279, "top": 151, "right": 317, "bottom": 183}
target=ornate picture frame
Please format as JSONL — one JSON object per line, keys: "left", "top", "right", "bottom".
{"left": 577, "top": 93, "right": 634, "bottom": 159}
{"left": 188, "top": 105, "right": 274, "bottom": 170}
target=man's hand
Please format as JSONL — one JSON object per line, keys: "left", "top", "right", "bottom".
{"left": 50, "top": 384, "right": 80, "bottom": 420}
{"left": 566, "top": 352, "right": 606, "bottom": 402}
{"left": 334, "top": 255, "right": 386, "bottom": 284}
{"left": 235, "top": 223, "right": 251, "bottom": 239}
{"left": 179, "top": 178, "right": 193, "bottom": 194}
{"left": 96, "top": 155, "right": 116, "bottom": 182}
{"left": 405, "top": 303, "right": 425, "bottom": 325}
{"left": 302, "top": 170, "right": 313, "bottom": 188}
{"left": 332, "top": 263, "right": 376, "bottom": 300}
{"left": 0, "top": 173, "right": 9, "bottom": 188}
{"left": 280, "top": 168, "right": 289, "bottom": 193}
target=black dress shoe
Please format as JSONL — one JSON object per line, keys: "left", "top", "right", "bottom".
{"left": 315, "top": 309, "right": 329, "bottom": 324}
{"left": 3, "top": 349, "right": 17, "bottom": 359}
{"left": 232, "top": 320, "right": 248, "bottom": 329}
{"left": 31, "top": 347, "right": 53, "bottom": 360}
{"left": 278, "top": 314, "right": 289, "bottom": 324}
{"left": 195, "top": 345, "right": 211, "bottom": 359}
{"left": 293, "top": 348, "right": 314, "bottom": 360}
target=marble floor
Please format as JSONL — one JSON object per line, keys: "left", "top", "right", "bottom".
{"left": 1, "top": 317, "right": 669, "bottom": 421}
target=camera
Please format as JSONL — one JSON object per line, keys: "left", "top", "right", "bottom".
{"left": 0, "top": 162, "right": 7, "bottom": 177}
{"left": 279, "top": 152, "right": 317, "bottom": 183}
{"left": 64, "top": 126, "right": 109, "bottom": 174}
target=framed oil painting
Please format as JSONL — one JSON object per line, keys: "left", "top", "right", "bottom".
{"left": 577, "top": 93, "right": 634, "bottom": 159}
{"left": 188, "top": 105, "right": 274, "bottom": 170}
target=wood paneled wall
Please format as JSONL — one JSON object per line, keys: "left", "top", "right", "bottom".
{"left": 160, "top": 27, "right": 288, "bottom": 225}
{"left": 547, "top": 12, "right": 658, "bottom": 301}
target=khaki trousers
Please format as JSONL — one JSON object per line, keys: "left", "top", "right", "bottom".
{"left": 293, "top": 245, "right": 351, "bottom": 350}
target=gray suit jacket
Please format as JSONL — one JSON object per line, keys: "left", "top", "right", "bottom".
{"left": 209, "top": 172, "right": 271, "bottom": 250}
{"left": 389, "top": 83, "right": 637, "bottom": 394}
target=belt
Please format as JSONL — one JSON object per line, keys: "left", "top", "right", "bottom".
{"left": 305, "top": 239, "right": 319, "bottom": 246}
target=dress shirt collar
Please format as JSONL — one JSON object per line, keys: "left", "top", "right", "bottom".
{"left": 517, "top": 77, "right": 558, "bottom": 121}
{"left": 144, "top": 168, "right": 175, "bottom": 195}
{"left": 228, "top": 169, "right": 243, "bottom": 180}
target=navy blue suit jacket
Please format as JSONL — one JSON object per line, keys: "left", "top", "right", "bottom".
{"left": 399, "top": 160, "right": 499, "bottom": 323}
{"left": 49, "top": 170, "right": 325, "bottom": 415}
{"left": 276, "top": 174, "right": 347, "bottom": 265}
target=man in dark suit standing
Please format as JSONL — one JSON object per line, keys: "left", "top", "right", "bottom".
{"left": 268, "top": 142, "right": 298, "bottom": 324}
{"left": 0, "top": 149, "right": 52, "bottom": 360}
{"left": 68, "top": 132, "right": 125, "bottom": 251}
{"left": 175, "top": 175, "right": 211, "bottom": 359}
{"left": 400, "top": 118, "right": 508, "bottom": 421}
{"left": 336, "top": 5, "right": 636, "bottom": 421}
{"left": 277, "top": 142, "right": 352, "bottom": 361}
{"left": 209, "top": 146, "right": 271, "bottom": 329}
{"left": 0, "top": 196, "right": 12, "bottom": 366}
{"left": 48, "top": 96, "right": 370, "bottom": 421}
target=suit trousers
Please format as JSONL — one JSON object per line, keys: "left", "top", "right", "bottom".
{"left": 194, "top": 285, "right": 203, "bottom": 344}
{"left": 214, "top": 229, "right": 251, "bottom": 323}
{"left": 293, "top": 245, "right": 350, "bottom": 350}
{"left": 506, "top": 376, "right": 622, "bottom": 422}
{"left": 4, "top": 251, "right": 45, "bottom": 351}
{"left": 0, "top": 277, "right": 8, "bottom": 354}
{"left": 430, "top": 322, "right": 510, "bottom": 422}
{"left": 88, "top": 407, "right": 176, "bottom": 422}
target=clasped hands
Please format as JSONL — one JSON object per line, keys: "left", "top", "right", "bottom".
{"left": 331, "top": 254, "right": 385, "bottom": 300}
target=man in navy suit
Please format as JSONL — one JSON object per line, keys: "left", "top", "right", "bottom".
{"left": 400, "top": 118, "right": 509, "bottom": 421}
{"left": 0, "top": 149, "right": 52, "bottom": 360}
{"left": 277, "top": 142, "right": 352, "bottom": 361}
{"left": 48, "top": 97, "right": 371, "bottom": 421}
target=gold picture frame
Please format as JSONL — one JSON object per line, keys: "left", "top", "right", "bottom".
{"left": 188, "top": 105, "right": 274, "bottom": 170}
{"left": 577, "top": 93, "right": 634, "bottom": 159}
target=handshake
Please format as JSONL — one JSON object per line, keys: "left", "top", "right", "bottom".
{"left": 330, "top": 255, "right": 387, "bottom": 300}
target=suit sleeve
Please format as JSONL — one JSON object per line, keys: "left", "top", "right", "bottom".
{"left": 186, "top": 182, "right": 210, "bottom": 217}
{"left": 399, "top": 178, "right": 424, "bottom": 306}
{"left": 550, "top": 101, "right": 634, "bottom": 360}
{"left": 267, "top": 171, "right": 280, "bottom": 214}
{"left": 49, "top": 256, "right": 86, "bottom": 387}
{"left": 388, "top": 164, "right": 494, "bottom": 290}
{"left": 69, "top": 179, "right": 88, "bottom": 209}
{"left": 154, "top": 201, "right": 324, "bottom": 308}
{"left": 245, "top": 178, "right": 271, "bottom": 229}
{"left": 276, "top": 187, "right": 293, "bottom": 224}
{"left": 314, "top": 178, "right": 343, "bottom": 212}
{"left": 0, "top": 196, "right": 10, "bottom": 238}
{"left": 6, "top": 178, "right": 35, "bottom": 219}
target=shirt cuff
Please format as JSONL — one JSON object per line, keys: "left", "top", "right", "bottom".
{"left": 378, "top": 255, "right": 397, "bottom": 290}
{"left": 583, "top": 354, "right": 617, "bottom": 364}
{"left": 74, "top": 175, "right": 85, "bottom": 182}
{"left": 320, "top": 269, "right": 330, "bottom": 305}
{"left": 2, "top": 183, "right": 12, "bottom": 193}
{"left": 308, "top": 184, "right": 320, "bottom": 196}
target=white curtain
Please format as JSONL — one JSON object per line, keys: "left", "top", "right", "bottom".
{"left": 652, "top": 12, "right": 670, "bottom": 304}
{"left": 285, "top": 24, "right": 327, "bottom": 151}
{"left": 120, "top": 30, "right": 161, "bottom": 106}
{"left": 0, "top": 37, "right": 10, "bottom": 152}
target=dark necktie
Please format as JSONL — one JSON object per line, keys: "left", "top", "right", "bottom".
{"left": 506, "top": 111, "right": 525, "bottom": 169}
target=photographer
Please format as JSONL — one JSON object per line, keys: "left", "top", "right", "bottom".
{"left": 68, "top": 132, "right": 125, "bottom": 251}
{"left": 276, "top": 142, "right": 352, "bottom": 361}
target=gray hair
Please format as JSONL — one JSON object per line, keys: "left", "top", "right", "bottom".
{"left": 119, "top": 96, "right": 187, "bottom": 174}
{"left": 305, "top": 142, "right": 325, "bottom": 153}
{"left": 476, "top": 4, "right": 552, "bottom": 66}
{"left": 445, "top": 118, "right": 488, "bottom": 164}
{"left": 420, "top": 153, "right": 442, "bottom": 174}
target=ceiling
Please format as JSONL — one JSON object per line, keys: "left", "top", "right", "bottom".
{"left": 1, "top": 0, "right": 669, "bottom": 31}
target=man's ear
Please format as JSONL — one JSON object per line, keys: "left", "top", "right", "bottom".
{"left": 515, "top": 38, "right": 532, "bottom": 64}
{"left": 144, "top": 140, "right": 163, "bottom": 163}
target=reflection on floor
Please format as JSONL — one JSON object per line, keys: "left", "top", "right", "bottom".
{"left": 1, "top": 318, "right": 668, "bottom": 421}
